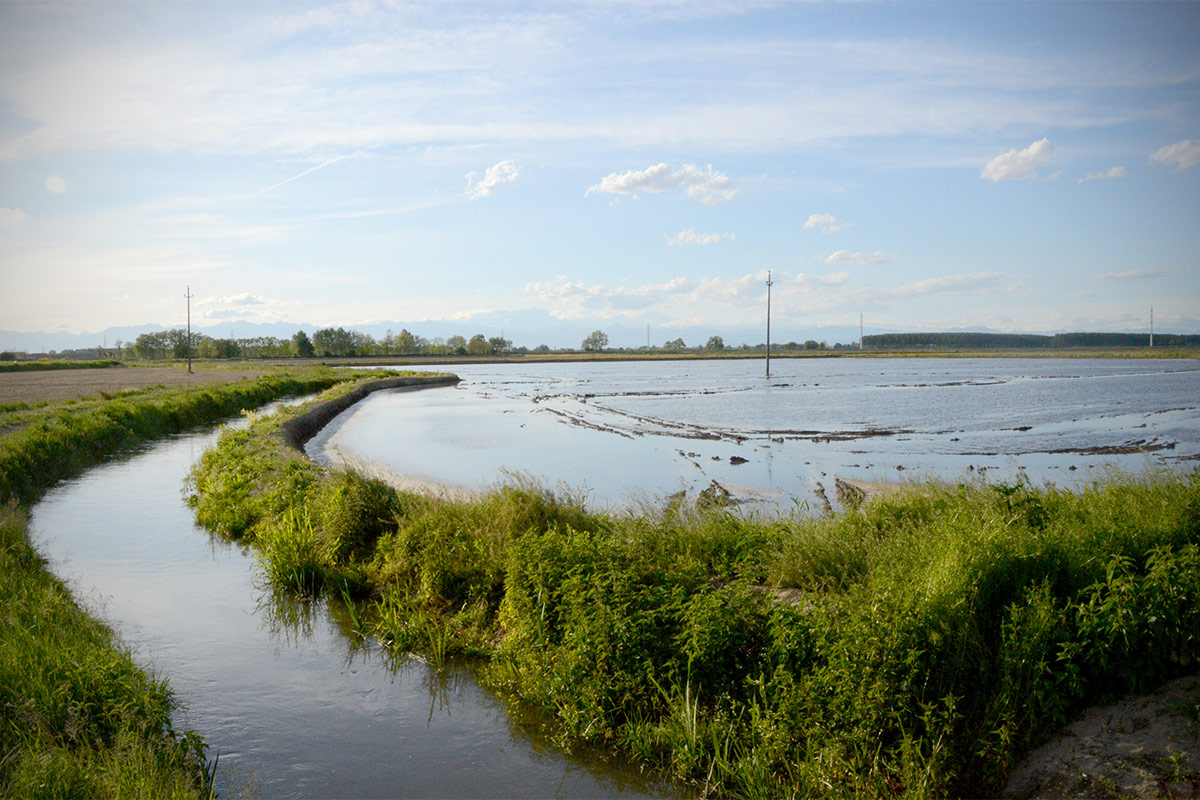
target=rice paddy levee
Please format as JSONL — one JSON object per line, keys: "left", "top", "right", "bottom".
{"left": 0, "top": 365, "right": 422, "bottom": 796}
{"left": 187, "top": 385, "right": 1200, "bottom": 799}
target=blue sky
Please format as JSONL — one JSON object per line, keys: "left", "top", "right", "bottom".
{"left": 1, "top": 0, "right": 1198, "bottom": 347}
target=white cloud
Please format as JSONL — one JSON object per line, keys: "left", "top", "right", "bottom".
{"left": 586, "top": 163, "right": 736, "bottom": 206}
{"left": 194, "top": 292, "right": 292, "bottom": 323}
{"left": 667, "top": 228, "right": 734, "bottom": 246}
{"left": 465, "top": 160, "right": 521, "bottom": 199}
{"left": 1078, "top": 165, "right": 1126, "bottom": 183}
{"left": 824, "top": 249, "right": 889, "bottom": 265}
{"left": 0, "top": 208, "right": 28, "bottom": 227}
{"left": 981, "top": 138, "right": 1055, "bottom": 181}
{"left": 802, "top": 213, "right": 847, "bottom": 234}
{"left": 1097, "top": 268, "right": 1174, "bottom": 281}
{"left": 890, "top": 272, "right": 1011, "bottom": 297}
{"left": 1149, "top": 140, "right": 1200, "bottom": 171}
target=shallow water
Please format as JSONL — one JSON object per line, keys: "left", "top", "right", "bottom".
{"left": 322, "top": 358, "right": 1200, "bottom": 512}
{"left": 29, "top": 416, "right": 677, "bottom": 799}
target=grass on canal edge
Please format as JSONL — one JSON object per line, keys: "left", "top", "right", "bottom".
{"left": 0, "top": 367, "right": 410, "bottom": 798}
{"left": 187, "top": 388, "right": 1200, "bottom": 798}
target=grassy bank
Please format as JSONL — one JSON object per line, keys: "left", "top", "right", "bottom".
{"left": 0, "top": 359, "right": 122, "bottom": 372}
{"left": 188, "top": 393, "right": 1200, "bottom": 797}
{"left": 0, "top": 366, "right": 413, "bottom": 797}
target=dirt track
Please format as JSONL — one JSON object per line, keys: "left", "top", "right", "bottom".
{"left": 0, "top": 365, "right": 273, "bottom": 404}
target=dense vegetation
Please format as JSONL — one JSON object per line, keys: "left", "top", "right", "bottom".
{"left": 0, "top": 367, "right": 406, "bottom": 796}
{"left": 865, "top": 331, "right": 1200, "bottom": 350}
{"left": 0, "top": 358, "right": 121, "bottom": 372}
{"left": 188, "top": 388, "right": 1200, "bottom": 798}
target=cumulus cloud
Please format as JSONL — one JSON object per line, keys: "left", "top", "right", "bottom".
{"left": 1149, "top": 140, "right": 1200, "bottom": 171}
{"left": 824, "top": 249, "right": 889, "bottom": 265}
{"left": 1097, "top": 268, "right": 1174, "bottom": 281}
{"left": 981, "top": 138, "right": 1055, "bottom": 181}
{"left": 667, "top": 228, "right": 734, "bottom": 246}
{"left": 1079, "top": 166, "right": 1126, "bottom": 183}
{"left": 586, "top": 163, "right": 736, "bottom": 206}
{"left": 465, "top": 160, "right": 520, "bottom": 199}
{"left": 802, "top": 213, "right": 847, "bottom": 234}
{"left": 0, "top": 208, "right": 27, "bottom": 227}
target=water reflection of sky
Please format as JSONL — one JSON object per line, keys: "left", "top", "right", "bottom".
{"left": 31, "top": 423, "right": 677, "bottom": 799}
{"left": 326, "top": 358, "right": 1200, "bottom": 513}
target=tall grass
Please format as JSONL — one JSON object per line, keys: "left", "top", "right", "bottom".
{"left": 0, "top": 503, "right": 215, "bottom": 797}
{"left": 188, "top": 394, "right": 1200, "bottom": 798}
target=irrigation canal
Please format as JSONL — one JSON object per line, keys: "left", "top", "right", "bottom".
{"left": 29, "top": 407, "right": 677, "bottom": 799}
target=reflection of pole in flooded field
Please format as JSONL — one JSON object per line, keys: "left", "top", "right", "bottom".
{"left": 765, "top": 270, "right": 773, "bottom": 378}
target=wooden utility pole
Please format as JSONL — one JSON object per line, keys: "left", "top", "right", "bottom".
{"left": 1150, "top": 305, "right": 1154, "bottom": 348}
{"left": 184, "top": 285, "right": 193, "bottom": 373}
{"left": 765, "top": 270, "right": 773, "bottom": 378}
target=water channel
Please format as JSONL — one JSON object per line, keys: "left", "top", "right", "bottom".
{"left": 29, "top": 408, "right": 677, "bottom": 799}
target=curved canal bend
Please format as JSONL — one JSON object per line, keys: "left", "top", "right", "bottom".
{"left": 28, "top": 404, "right": 676, "bottom": 799}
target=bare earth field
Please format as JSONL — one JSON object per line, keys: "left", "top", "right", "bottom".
{"left": 0, "top": 365, "right": 273, "bottom": 405}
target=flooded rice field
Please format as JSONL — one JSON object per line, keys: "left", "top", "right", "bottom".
{"left": 320, "top": 357, "right": 1200, "bottom": 512}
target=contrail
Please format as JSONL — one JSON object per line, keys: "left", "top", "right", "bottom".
{"left": 248, "top": 153, "right": 358, "bottom": 198}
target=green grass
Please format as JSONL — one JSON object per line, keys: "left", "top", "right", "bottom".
{"left": 0, "top": 359, "right": 122, "bottom": 372}
{"left": 1, "top": 502, "right": 214, "bottom": 797}
{"left": 187, "top": 395, "right": 1200, "bottom": 798}
{"left": 0, "top": 365, "right": 415, "bottom": 797}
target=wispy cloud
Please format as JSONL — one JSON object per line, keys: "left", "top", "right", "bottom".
{"left": 667, "top": 228, "right": 734, "bottom": 246}
{"left": 824, "top": 249, "right": 889, "bottom": 265}
{"left": 1097, "top": 268, "right": 1174, "bottom": 281}
{"left": 1079, "top": 165, "right": 1127, "bottom": 183}
{"left": 889, "top": 272, "right": 1012, "bottom": 297}
{"left": 1149, "top": 140, "right": 1200, "bottom": 171}
{"left": 586, "top": 163, "right": 736, "bottom": 206}
{"left": 195, "top": 292, "right": 293, "bottom": 323}
{"left": 0, "top": 208, "right": 27, "bottom": 228}
{"left": 465, "top": 160, "right": 520, "bottom": 199}
{"left": 981, "top": 138, "right": 1055, "bottom": 181}
{"left": 802, "top": 213, "right": 847, "bottom": 234}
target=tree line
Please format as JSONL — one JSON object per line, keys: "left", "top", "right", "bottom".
{"left": 863, "top": 332, "right": 1200, "bottom": 350}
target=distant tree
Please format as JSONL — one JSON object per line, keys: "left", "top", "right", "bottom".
{"left": 213, "top": 338, "right": 241, "bottom": 359}
{"left": 804, "top": 339, "right": 820, "bottom": 350}
{"left": 488, "top": 336, "right": 512, "bottom": 354}
{"left": 292, "top": 330, "right": 315, "bottom": 357}
{"left": 663, "top": 337, "right": 686, "bottom": 352}
{"left": 312, "top": 327, "right": 356, "bottom": 356}
{"left": 467, "top": 334, "right": 492, "bottom": 355}
{"left": 446, "top": 335, "right": 468, "bottom": 355}
{"left": 533, "top": 344, "right": 550, "bottom": 353}
{"left": 395, "top": 329, "right": 417, "bottom": 354}
{"left": 705, "top": 335, "right": 725, "bottom": 351}
{"left": 582, "top": 330, "right": 609, "bottom": 352}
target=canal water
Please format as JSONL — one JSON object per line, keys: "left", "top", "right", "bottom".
{"left": 28, "top": 412, "right": 677, "bottom": 799}
{"left": 321, "top": 357, "right": 1200, "bottom": 512}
